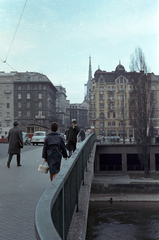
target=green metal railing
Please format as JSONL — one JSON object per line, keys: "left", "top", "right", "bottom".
{"left": 34, "top": 133, "right": 96, "bottom": 240}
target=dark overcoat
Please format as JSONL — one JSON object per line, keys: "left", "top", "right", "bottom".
{"left": 42, "top": 132, "right": 68, "bottom": 173}
{"left": 8, "top": 126, "right": 23, "bottom": 154}
{"left": 66, "top": 126, "right": 80, "bottom": 151}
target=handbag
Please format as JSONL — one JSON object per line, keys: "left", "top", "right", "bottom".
{"left": 38, "top": 161, "right": 49, "bottom": 174}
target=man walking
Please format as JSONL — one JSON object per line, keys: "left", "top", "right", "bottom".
{"left": 7, "top": 121, "right": 23, "bottom": 168}
{"left": 66, "top": 120, "right": 80, "bottom": 157}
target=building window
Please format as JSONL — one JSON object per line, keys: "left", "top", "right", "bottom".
{"left": 27, "top": 111, "right": 30, "bottom": 116}
{"left": 39, "top": 77, "right": 42, "bottom": 81}
{"left": 38, "top": 93, "right": 42, "bottom": 99}
{"left": 6, "top": 122, "right": 10, "bottom": 127}
{"left": 99, "top": 94, "right": 104, "bottom": 100}
{"left": 112, "top": 104, "right": 115, "bottom": 109}
{"left": 151, "top": 85, "right": 155, "bottom": 90}
{"left": 0, "top": 112, "right": 2, "bottom": 117}
{"left": 18, "top": 102, "right": 21, "bottom": 108}
{"left": 112, "top": 121, "right": 115, "bottom": 126}
{"left": 112, "top": 94, "right": 114, "bottom": 100}
{"left": 108, "top": 86, "right": 110, "bottom": 91}
{"left": 7, "top": 112, "right": 10, "bottom": 118}
{"left": 38, "top": 102, "right": 42, "bottom": 108}
{"left": 108, "top": 95, "right": 110, "bottom": 100}
{"left": 7, "top": 103, "right": 10, "bottom": 108}
{"left": 27, "top": 77, "right": 30, "bottom": 81}
{"left": 100, "top": 122, "right": 104, "bottom": 128}
{"left": 18, "top": 93, "right": 21, "bottom": 99}
{"left": 107, "top": 112, "right": 110, "bottom": 118}
{"left": 99, "top": 86, "right": 104, "bottom": 91}
{"left": 120, "top": 77, "right": 123, "bottom": 84}
{"left": 100, "top": 112, "right": 104, "bottom": 119}
{"left": 18, "top": 111, "right": 21, "bottom": 117}
{"left": 38, "top": 111, "right": 42, "bottom": 116}
{"left": 112, "top": 86, "right": 114, "bottom": 91}
{"left": 120, "top": 86, "right": 123, "bottom": 91}
{"left": 27, "top": 93, "right": 30, "bottom": 99}
{"left": 27, "top": 84, "right": 30, "bottom": 90}
{"left": 100, "top": 78, "right": 103, "bottom": 83}
{"left": 39, "top": 84, "right": 42, "bottom": 90}
{"left": 18, "top": 86, "right": 21, "bottom": 90}
{"left": 99, "top": 103, "right": 104, "bottom": 109}
{"left": 27, "top": 102, "right": 30, "bottom": 108}
{"left": 94, "top": 112, "right": 96, "bottom": 118}
{"left": 113, "top": 112, "right": 115, "bottom": 118}
{"left": 108, "top": 121, "right": 111, "bottom": 126}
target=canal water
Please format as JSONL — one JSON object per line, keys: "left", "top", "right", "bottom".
{"left": 86, "top": 201, "right": 159, "bottom": 240}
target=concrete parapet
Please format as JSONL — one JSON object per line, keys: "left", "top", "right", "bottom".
{"left": 68, "top": 143, "right": 97, "bottom": 240}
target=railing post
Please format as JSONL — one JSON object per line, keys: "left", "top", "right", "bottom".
{"left": 62, "top": 187, "right": 65, "bottom": 240}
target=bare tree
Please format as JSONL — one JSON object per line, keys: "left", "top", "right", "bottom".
{"left": 129, "top": 47, "right": 154, "bottom": 178}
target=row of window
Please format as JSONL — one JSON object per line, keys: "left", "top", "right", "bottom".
{"left": 17, "top": 82, "right": 44, "bottom": 90}
{"left": 93, "top": 94, "right": 128, "bottom": 100}
{"left": 98, "top": 121, "right": 127, "bottom": 127}
{"left": 18, "top": 102, "right": 43, "bottom": 108}
{"left": 0, "top": 103, "right": 10, "bottom": 108}
{"left": 91, "top": 112, "right": 128, "bottom": 119}
{"left": 0, "top": 122, "right": 10, "bottom": 127}
{"left": 92, "top": 84, "right": 156, "bottom": 93}
{"left": 91, "top": 103, "right": 127, "bottom": 110}
{"left": 17, "top": 110, "right": 43, "bottom": 117}
{"left": 0, "top": 112, "right": 11, "bottom": 118}
{"left": 18, "top": 93, "right": 42, "bottom": 99}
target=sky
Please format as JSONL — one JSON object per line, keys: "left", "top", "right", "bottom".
{"left": 0, "top": 0, "right": 159, "bottom": 103}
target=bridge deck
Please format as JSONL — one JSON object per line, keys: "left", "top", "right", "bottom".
{"left": 0, "top": 145, "right": 67, "bottom": 240}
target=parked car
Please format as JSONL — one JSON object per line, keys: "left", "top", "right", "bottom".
{"left": 31, "top": 131, "right": 46, "bottom": 145}
{"left": 22, "top": 132, "right": 31, "bottom": 145}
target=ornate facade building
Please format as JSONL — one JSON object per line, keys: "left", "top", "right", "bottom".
{"left": 89, "top": 63, "right": 159, "bottom": 137}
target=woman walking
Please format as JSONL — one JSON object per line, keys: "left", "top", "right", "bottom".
{"left": 42, "top": 122, "right": 67, "bottom": 181}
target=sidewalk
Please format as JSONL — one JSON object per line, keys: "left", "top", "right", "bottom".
{"left": 0, "top": 146, "right": 50, "bottom": 240}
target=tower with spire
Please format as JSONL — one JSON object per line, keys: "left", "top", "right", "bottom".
{"left": 84, "top": 56, "right": 92, "bottom": 102}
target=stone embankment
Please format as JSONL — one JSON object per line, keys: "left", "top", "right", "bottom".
{"left": 90, "top": 174, "right": 159, "bottom": 201}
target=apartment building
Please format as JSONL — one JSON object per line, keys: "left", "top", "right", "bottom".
{"left": 0, "top": 72, "right": 14, "bottom": 138}
{"left": 89, "top": 63, "right": 159, "bottom": 137}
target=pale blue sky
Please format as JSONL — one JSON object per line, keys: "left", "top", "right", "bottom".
{"left": 0, "top": 0, "right": 159, "bottom": 102}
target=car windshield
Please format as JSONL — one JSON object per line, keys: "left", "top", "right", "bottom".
{"left": 34, "top": 133, "right": 44, "bottom": 136}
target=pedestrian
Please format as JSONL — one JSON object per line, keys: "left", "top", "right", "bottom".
{"left": 129, "top": 137, "right": 132, "bottom": 143}
{"left": 79, "top": 129, "right": 85, "bottom": 142}
{"left": 42, "top": 122, "right": 67, "bottom": 181}
{"left": 7, "top": 121, "right": 23, "bottom": 168}
{"left": 66, "top": 120, "right": 80, "bottom": 157}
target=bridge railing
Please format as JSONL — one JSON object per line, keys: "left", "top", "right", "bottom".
{"left": 34, "top": 133, "right": 96, "bottom": 240}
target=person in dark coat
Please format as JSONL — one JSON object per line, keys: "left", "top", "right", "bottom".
{"left": 42, "top": 122, "right": 67, "bottom": 181}
{"left": 66, "top": 120, "right": 80, "bottom": 157}
{"left": 79, "top": 129, "right": 85, "bottom": 141}
{"left": 7, "top": 121, "right": 23, "bottom": 168}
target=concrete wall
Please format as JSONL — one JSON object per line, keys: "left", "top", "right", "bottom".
{"left": 95, "top": 143, "right": 159, "bottom": 173}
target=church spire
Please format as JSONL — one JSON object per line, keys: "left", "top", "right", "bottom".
{"left": 84, "top": 56, "right": 92, "bottom": 101}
